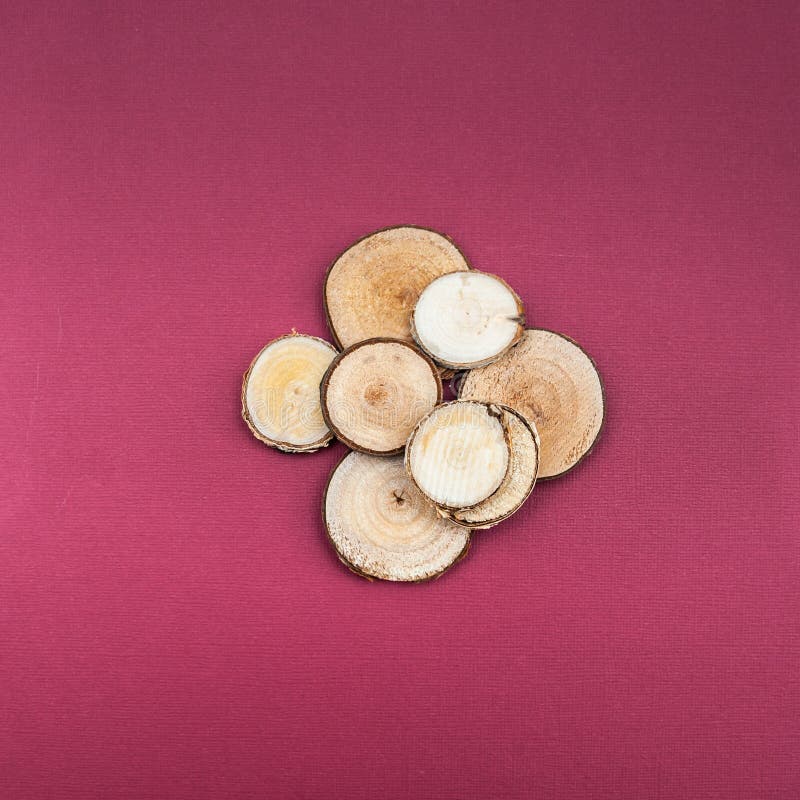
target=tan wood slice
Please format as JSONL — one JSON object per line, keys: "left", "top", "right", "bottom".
{"left": 459, "top": 329, "right": 604, "bottom": 479}
{"left": 323, "top": 452, "right": 471, "bottom": 582}
{"left": 405, "top": 400, "right": 511, "bottom": 511}
{"left": 448, "top": 405, "right": 540, "bottom": 529}
{"left": 324, "top": 225, "right": 470, "bottom": 349}
{"left": 242, "top": 333, "right": 338, "bottom": 453}
{"left": 411, "top": 270, "right": 525, "bottom": 369}
{"left": 321, "top": 338, "right": 441, "bottom": 455}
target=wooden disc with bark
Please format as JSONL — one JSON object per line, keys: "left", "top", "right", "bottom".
{"left": 324, "top": 452, "right": 471, "bottom": 582}
{"left": 324, "top": 226, "right": 470, "bottom": 349}
{"left": 411, "top": 270, "right": 525, "bottom": 369}
{"left": 242, "top": 333, "right": 338, "bottom": 453}
{"left": 459, "top": 329, "right": 604, "bottom": 479}
{"left": 405, "top": 400, "right": 511, "bottom": 511}
{"left": 447, "top": 405, "right": 540, "bottom": 529}
{"left": 321, "top": 338, "right": 441, "bottom": 455}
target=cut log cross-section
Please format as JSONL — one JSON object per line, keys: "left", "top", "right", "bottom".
{"left": 324, "top": 225, "right": 470, "bottom": 349}
{"left": 324, "top": 452, "right": 471, "bottom": 582}
{"left": 411, "top": 270, "right": 525, "bottom": 369}
{"left": 459, "top": 329, "right": 604, "bottom": 479}
{"left": 242, "top": 333, "right": 338, "bottom": 453}
{"left": 405, "top": 400, "right": 511, "bottom": 511}
{"left": 448, "top": 405, "right": 540, "bottom": 529}
{"left": 321, "top": 338, "right": 442, "bottom": 455}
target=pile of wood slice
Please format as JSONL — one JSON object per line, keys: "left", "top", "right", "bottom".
{"left": 242, "top": 226, "right": 604, "bottom": 582}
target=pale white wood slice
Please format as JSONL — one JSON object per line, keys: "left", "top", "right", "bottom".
{"left": 405, "top": 400, "right": 510, "bottom": 511}
{"left": 411, "top": 271, "right": 524, "bottom": 369}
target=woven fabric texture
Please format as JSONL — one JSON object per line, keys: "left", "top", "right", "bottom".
{"left": 2, "top": 2, "right": 798, "bottom": 798}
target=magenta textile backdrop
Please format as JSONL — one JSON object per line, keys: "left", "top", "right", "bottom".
{"left": 2, "top": 2, "right": 799, "bottom": 799}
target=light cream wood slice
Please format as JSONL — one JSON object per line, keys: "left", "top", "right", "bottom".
{"left": 405, "top": 400, "right": 510, "bottom": 511}
{"left": 449, "top": 405, "right": 539, "bottom": 529}
{"left": 324, "top": 452, "right": 471, "bottom": 582}
{"left": 411, "top": 271, "right": 525, "bottom": 369}
{"left": 321, "top": 338, "right": 441, "bottom": 455}
{"left": 459, "top": 329, "right": 604, "bottom": 478}
{"left": 242, "top": 333, "right": 338, "bottom": 453}
{"left": 324, "top": 226, "right": 470, "bottom": 349}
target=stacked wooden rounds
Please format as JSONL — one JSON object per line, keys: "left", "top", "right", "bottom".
{"left": 447, "top": 405, "right": 539, "bottom": 529}
{"left": 240, "top": 225, "right": 605, "bottom": 582}
{"left": 405, "top": 401, "right": 510, "bottom": 510}
{"left": 405, "top": 401, "right": 540, "bottom": 529}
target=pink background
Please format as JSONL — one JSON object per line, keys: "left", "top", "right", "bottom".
{"left": 2, "top": 2, "right": 799, "bottom": 798}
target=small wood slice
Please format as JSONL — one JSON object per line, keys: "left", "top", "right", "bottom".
{"left": 448, "top": 405, "right": 539, "bottom": 529}
{"left": 411, "top": 270, "right": 525, "bottom": 369}
{"left": 323, "top": 452, "right": 471, "bottom": 582}
{"left": 459, "top": 329, "right": 604, "bottom": 479}
{"left": 324, "top": 225, "right": 470, "bottom": 349}
{"left": 405, "top": 400, "right": 511, "bottom": 511}
{"left": 321, "top": 338, "right": 442, "bottom": 455}
{"left": 242, "top": 333, "right": 338, "bottom": 453}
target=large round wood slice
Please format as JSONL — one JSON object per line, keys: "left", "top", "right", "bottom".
{"left": 242, "top": 333, "right": 338, "bottom": 453}
{"left": 323, "top": 226, "right": 470, "bottom": 349}
{"left": 411, "top": 270, "right": 525, "bottom": 369}
{"left": 447, "top": 405, "right": 539, "bottom": 529}
{"left": 321, "top": 338, "right": 441, "bottom": 455}
{"left": 459, "top": 329, "right": 604, "bottom": 479}
{"left": 405, "top": 400, "right": 510, "bottom": 511}
{"left": 323, "top": 452, "right": 471, "bottom": 582}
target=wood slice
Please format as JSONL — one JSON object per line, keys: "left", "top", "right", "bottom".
{"left": 323, "top": 225, "right": 470, "bottom": 349}
{"left": 323, "top": 452, "right": 471, "bottom": 582}
{"left": 405, "top": 400, "right": 510, "bottom": 511}
{"left": 242, "top": 333, "right": 338, "bottom": 453}
{"left": 410, "top": 270, "right": 525, "bottom": 369}
{"left": 320, "top": 338, "right": 442, "bottom": 455}
{"left": 459, "top": 329, "right": 604, "bottom": 479}
{"left": 448, "top": 405, "right": 539, "bottom": 529}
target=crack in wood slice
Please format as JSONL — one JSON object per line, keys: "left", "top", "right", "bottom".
{"left": 324, "top": 226, "right": 470, "bottom": 349}
{"left": 459, "top": 329, "right": 604, "bottom": 478}
{"left": 321, "top": 338, "right": 441, "bottom": 455}
{"left": 242, "top": 333, "right": 338, "bottom": 453}
{"left": 405, "top": 400, "right": 511, "bottom": 511}
{"left": 323, "top": 452, "right": 471, "bottom": 582}
{"left": 411, "top": 270, "right": 525, "bottom": 369}
{"left": 448, "top": 405, "right": 540, "bottom": 529}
